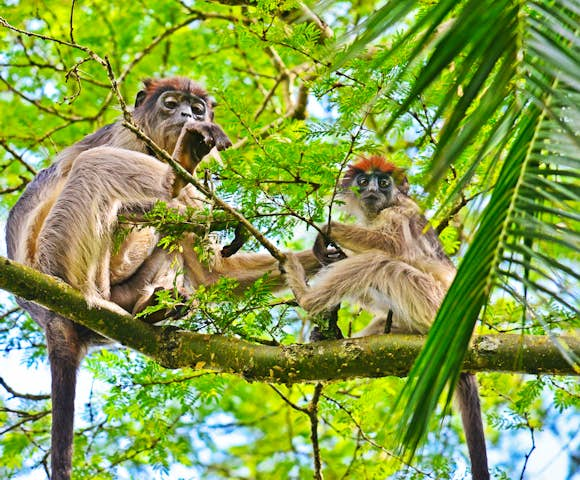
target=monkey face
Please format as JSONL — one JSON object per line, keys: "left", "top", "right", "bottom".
{"left": 158, "top": 91, "right": 211, "bottom": 124}
{"left": 150, "top": 91, "right": 215, "bottom": 146}
{"left": 353, "top": 172, "right": 396, "bottom": 216}
{"left": 133, "top": 81, "right": 231, "bottom": 160}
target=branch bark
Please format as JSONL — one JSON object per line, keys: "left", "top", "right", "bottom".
{"left": 1, "top": 255, "right": 577, "bottom": 382}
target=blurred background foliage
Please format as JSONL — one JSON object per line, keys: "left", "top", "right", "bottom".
{"left": 0, "top": 0, "right": 578, "bottom": 478}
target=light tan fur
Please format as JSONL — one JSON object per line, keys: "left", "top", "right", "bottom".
{"left": 285, "top": 194, "right": 455, "bottom": 334}
{"left": 283, "top": 158, "right": 489, "bottom": 480}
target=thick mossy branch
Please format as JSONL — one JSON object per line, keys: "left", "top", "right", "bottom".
{"left": 1, "top": 256, "right": 578, "bottom": 382}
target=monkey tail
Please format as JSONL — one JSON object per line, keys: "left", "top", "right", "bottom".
{"left": 456, "top": 373, "right": 489, "bottom": 480}
{"left": 45, "top": 315, "right": 87, "bottom": 480}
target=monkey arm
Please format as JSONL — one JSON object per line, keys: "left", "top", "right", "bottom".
{"left": 327, "top": 221, "right": 402, "bottom": 255}
{"left": 34, "top": 147, "right": 175, "bottom": 302}
{"left": 212, "top": 249, "right": 320, "bottom": 291}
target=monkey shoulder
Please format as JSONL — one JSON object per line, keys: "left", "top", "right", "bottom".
{"left": 77, "top": 122, "right": 115, "bottom": 147}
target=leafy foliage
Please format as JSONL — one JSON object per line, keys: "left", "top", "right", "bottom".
{"left": 0, "top": 0, "right": 578, "bottom": 479}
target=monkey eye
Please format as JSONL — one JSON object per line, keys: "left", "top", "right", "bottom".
{"left": 191, "top": 103, "right": 206, "bottom": 117}
{"left": 164, "top": 98, "right": 179, "bottom": 109}
{"left": 357, "top": 176, "right": 369, "bottom": 187}
{"left": 378, "top": 178, "right": 391, "bottom": 188}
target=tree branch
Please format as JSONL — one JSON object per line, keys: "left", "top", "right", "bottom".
{"left": 0, "top": 256, "right": 578, "bottom": 382}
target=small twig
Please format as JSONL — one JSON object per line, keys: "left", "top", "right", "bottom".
{"left": 297, "top": 2, "right": 333, "bottom": 39}
{"left": 0, "top": 138, "right": 38, "bottom": 175}
{"left": 253, "top": 73, "right": 287, "bottom": 120}
{"left": 310, "top": 383, "right": 324, "bottom": 480}
{"left": 0, "top": 16, "right": 96, "bottom": 54}
{"left": 0, "top": 76, "right": 83, "bottom": 121}
{"left": 325, "top": 99, "right": 376, "bottom": 227}
{"left": 117, "top": 14, "right": 201, "bottom": 85}
{"left": 269, "top": 385, "right": 308, "bottom": 413}
{"left": 519, "top": 413, "right": 536, "bottom": 480}
{"left": 0, "top": 181, "right": 28, "bottom": 195}
{"left": 435, "top": 189, "right": 487, "bottom": 233}
{"left": 69, "top": 0, "right": 76, "bottom": 43}
{"left": 0, "top": 409, "right": 50, "bottom": 436}
{"left": 0, "top": 376, "right": 50, "bottom": 401}
{"left": 270, "top": 383, "right": 326, "bottom": 478}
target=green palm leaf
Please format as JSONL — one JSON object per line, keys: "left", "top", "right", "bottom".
{"left": 338, "top": 0, "right": 580, "bottom": 461}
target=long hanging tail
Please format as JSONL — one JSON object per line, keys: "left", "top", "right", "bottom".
{"left": 45, "top": 315, "right": 86, "bottom": 480}
{"left": 456, "top": 373, "right": 489, "bottom": 480}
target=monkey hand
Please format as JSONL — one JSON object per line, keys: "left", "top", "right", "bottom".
{"left": 313, "top": 231, "right": 347, "bottom": 266}
{"left": 173, "top": 121, "right": 232, "bottom": 172}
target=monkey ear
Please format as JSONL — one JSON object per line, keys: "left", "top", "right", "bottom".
{"left": 397, "top": 175, "right": 410, "bottom": 195}
{"left": 135, "top": 78, "right": 154, "bottom": 108}
{"left": 134, "top": 90, "right": 147, "bottom": 108}
{"left": 393, "top": 169, "right": 409, "bottom": 195}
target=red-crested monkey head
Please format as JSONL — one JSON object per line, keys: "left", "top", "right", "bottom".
{"left": 342, "top": 156, "right": 409, "bottom": 193}
{"left": 340, "top": 155, "right": 409, "bottom": 218}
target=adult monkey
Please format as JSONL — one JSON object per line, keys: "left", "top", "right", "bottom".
{"left": 283, "top": 156, "right": 489, "bottom": 480}
{"left": 6, "top": 77, "right": 317, "bottom": 480}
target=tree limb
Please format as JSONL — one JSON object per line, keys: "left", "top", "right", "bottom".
{"left": 0, "top": 256, "right": 577, "bottom": 382}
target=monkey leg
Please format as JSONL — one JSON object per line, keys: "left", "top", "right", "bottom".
{"left": 34, "top": 147, "right": 174, "bottom": 302}
{"left": 291, "top": 252, "right": 446, "bottom": 334}
{"left": 284, "top": 253, "right": 343, "bottom": 339}
{"left": 111, "top": 246, "right": 191, "bottom": 322}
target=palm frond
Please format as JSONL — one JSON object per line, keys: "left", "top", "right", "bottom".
{"left": 340, "top": 0, "right": 580, "bottom": 461}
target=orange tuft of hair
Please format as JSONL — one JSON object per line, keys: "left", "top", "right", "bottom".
{"left": 350, "top": 155, "right": 399, "bottom": 174}
{"left": 342, "top": 155, "right": 407, "bottom": 188}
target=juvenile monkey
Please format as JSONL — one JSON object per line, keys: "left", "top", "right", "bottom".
{"left": 284, "top": 156, "right": 489, "bottom": 480}
{"left": 5, "top": 77, "right": 317, "bottom": 480}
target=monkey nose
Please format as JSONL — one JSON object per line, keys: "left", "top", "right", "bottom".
{"left": 180, "top": 106, "right": 194, "bottom": 118}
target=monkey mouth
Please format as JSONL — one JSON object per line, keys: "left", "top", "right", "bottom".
{"left": 361, "top": 193, "right": 383, "bottom": 206}
{"left": 361, "top": 194, "right": 390, "bottom": 215}
{"left": 362, "top": 192, "right": 380, "bottom": 200}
